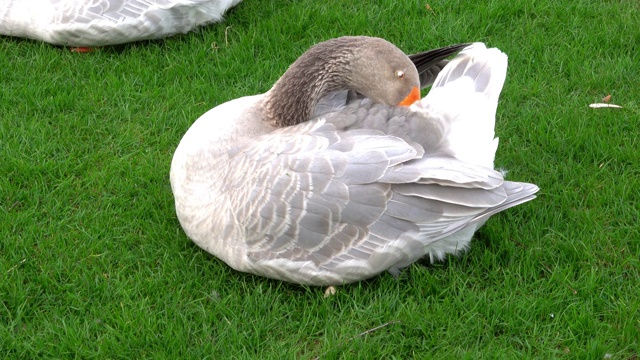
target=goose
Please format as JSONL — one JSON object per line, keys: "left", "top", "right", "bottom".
{"left": 0, "top": 0, "right": 242, "bottom": 47}
{"left": 170, "top": 36, "right": 539, "bottom": 286}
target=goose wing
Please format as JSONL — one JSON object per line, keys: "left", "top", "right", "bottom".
{"left": 235, "top": 108, "right": 530, "bottom": 285}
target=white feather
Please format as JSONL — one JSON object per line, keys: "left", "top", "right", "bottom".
{"left": 416, "top": 43, "right": 508, "bottom": 169}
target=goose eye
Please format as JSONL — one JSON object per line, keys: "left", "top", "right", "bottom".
{"left": 395, "top": 70, "right": 405, "bottom": 79}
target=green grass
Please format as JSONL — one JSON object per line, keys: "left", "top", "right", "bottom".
{"left": 1, "top": 0, "right": 639, "bottom": 358}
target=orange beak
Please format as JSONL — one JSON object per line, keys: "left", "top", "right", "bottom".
{"left": 397, "top": 86, "right": 420, "bottom": 107}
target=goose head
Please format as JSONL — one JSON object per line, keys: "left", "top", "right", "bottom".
{"left": 263, "top": 36, "right": 420, "bottom": 127}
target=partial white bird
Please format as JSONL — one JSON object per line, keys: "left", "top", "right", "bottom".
{"left": 170, "top": 36, "right": 539, "bottom": 286}
{"left": 0, "top": 0, "right": 242, "bottom": 47}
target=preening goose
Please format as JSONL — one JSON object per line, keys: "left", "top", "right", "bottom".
{"left": 0, "top": 0, "right": 242, "bottom": 47}
{"left": 170, "top": 36, "right": 539, "bottom": 286}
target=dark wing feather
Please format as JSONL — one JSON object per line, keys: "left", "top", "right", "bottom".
{"left": 408, "top": 43, "right": 471, "bottom": 88}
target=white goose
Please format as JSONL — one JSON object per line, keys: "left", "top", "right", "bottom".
{"left": 0, "top": 0, "right": 242, "bottom": 47}
{"left": 170, "top": 37, "right": 539, "bottom": 286}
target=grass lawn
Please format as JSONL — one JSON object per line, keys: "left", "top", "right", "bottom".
{"left": 1, "top": 0, "right": 639, "bottom": 358}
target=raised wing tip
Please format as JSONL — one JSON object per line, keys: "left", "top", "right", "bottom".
{"left": 459, "top": 42, "right": 508, "bottom": 61}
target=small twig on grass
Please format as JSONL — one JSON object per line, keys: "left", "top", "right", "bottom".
{"left": 313, "top": 320, "right": 401, "bottom": 359}
{"left": 225, "top": 26, "right": 232, "bottom": 47}
{"left": 211, "top": 26, "right": 233, "bottom": 52}
{"left": 511, "top": 238, "right": 526, "bottom": 248}
{"left": 6, "top": 259, "right": 26, "bottom": 273}
{"left": 540, "top": 262, "right": 554, "bottom": 275}
{"left": 9, "top": 200, "right": 20, "bottom": 210}
{"left": 346, "top": 320, "right": 401, "bottom": 342}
